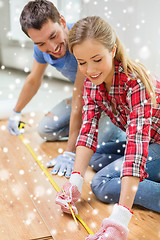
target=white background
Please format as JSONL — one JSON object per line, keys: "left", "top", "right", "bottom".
{"left": 0, "top": 0, "right": 160, "bottom": 77}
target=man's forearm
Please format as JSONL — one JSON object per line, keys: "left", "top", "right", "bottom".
{"left": 119, "top": 176, "right": 140, "bottom": 209}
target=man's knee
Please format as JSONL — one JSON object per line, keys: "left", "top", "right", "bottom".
{"left": 37, "top": 113, "right": 69, "bottom": 141}
{"left": 37, "top": 113, "right": 59, "bottom": 141}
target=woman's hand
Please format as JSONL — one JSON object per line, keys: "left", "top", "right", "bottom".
{"left": 55, "top": 172, "right": 83, "bottom": 215}
{"left": 86, "top": 204, "right": 133, "bottom": 240}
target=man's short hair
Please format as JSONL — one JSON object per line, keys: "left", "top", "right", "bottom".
{"left": 20, "top": 0, "right": 61, "bottom": 37}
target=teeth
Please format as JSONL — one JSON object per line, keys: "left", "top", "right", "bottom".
{"left": 54, "top": 45, "right": 60, "bottom": 53}
{"left": 91, "top": 73, "right": 101, "bottom": 78}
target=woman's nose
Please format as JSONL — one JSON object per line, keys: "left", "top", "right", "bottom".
{"left": 86, "top": 64, "right": 93, "bottom": 75}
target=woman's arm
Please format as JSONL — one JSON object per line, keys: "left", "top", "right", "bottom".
{"left": 65, "top": 68, "right": 85, "bottom": 153}
{"left": 73, "top": 145, "right": 94, "bottom": 176}
{"left": 119, "top": 176, "right": 140, "bottom": 209}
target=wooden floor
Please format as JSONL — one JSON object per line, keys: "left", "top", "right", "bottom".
{"left": 0, "top": 113, "right": 159, "bottom": 240}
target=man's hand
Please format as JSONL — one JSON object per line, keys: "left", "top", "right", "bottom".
{"left": 55, "top": 172, "right": 83, "bottom": 215}
{"left": 86, "top": 204, "right": 132, "bottom": 240}
{"left": 8, "top": 110, "right": 21, "bottom": 135}
{"left": 46, "top": 151, "right": 75, "bottom": 178}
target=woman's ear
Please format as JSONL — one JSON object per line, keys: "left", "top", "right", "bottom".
{"left": 112, "top": 44, "right": 117, "bottom": 58}
{"left": 60, "top": 15, "right": 67, "bottom": 28}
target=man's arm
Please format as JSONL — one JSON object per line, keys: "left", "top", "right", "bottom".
{"left": 14, "top": 59, "right": 48, "bottom": 112}
{"left": 65, "top": 67, "right": 85, "bottom": 153}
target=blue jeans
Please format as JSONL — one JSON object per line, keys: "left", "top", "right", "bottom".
{"left": 37, "top": 97, "right": 126, "bottom": 143}
{"left": 90, "top": 141, "right": 160, "bottom": 213}
{"left": 37, "top": 98, "right": 71, "bottom": 141}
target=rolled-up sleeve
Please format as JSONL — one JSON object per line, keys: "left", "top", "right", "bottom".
{"left": 76, "top": 81, "right": 101, "bottom": 152}
{"left": 121, "top": 81, "right": 152, "bottom": 181}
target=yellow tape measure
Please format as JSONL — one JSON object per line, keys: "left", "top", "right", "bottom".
{"left": 19, "top": 122, "right": 94, "bottom": 235}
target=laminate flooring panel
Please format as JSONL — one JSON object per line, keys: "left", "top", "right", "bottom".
{"left": 0, "top": 142, "right": 52, "bottom": 240}
{"left": 21, "top": 113, "right": 160, "bottom": 240}
{"left": 1, "top": 113, "right": 160, "bottom": 240}
{"left": 0, "top": 117, "right": 101, "bottom": 240}
{"left": 24, "top": 113, "right": 160, "bottom": 240}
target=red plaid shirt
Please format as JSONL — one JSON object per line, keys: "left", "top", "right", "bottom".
{"left": 77, "top": 61, "right": 160, "bottom": 181}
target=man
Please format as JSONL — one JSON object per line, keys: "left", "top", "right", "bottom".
{"left": 8, "top": 0, "right": 125, "bottom": 178}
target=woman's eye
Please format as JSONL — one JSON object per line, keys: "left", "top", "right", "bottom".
{"left": 94, "top": 58, "right": 102, "bottom": 62}
{"left": 79, "top": 62, "right": 86, "bottom": 65}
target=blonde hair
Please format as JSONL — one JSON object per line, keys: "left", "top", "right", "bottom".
{"left": 69, "top": 16, "right": 156, "bottom": 105}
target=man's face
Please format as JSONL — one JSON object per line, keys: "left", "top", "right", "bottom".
{"left": 27, "top": 17, "right": 69, "bottom": 58}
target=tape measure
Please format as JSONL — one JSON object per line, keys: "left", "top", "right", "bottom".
{"left": 19, "top": 122, "right": 94, "bottom": 235}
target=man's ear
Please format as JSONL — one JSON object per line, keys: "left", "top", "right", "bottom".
{"left": 60, "top": 15, "right": 67, "bottom": 28}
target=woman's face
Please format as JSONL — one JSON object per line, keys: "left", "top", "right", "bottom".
{"left": 73, "top": 39, "right": 115, "bottom": 86}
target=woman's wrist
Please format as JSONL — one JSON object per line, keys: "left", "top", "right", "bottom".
{"left": 69, "top": 172, "right": 84, "bottom": 193}
{"left": 118, "top": 204, "right": 133, "bottom": 214}
{"left": 108, "top": 204, "right": 133, "bottom": 229}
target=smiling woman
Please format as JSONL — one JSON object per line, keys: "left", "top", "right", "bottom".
{"left": 55, "top": 16, "right": 160, "bottom": 240}
{"left": 73, "top": 39, "right": 116, "bottom": 91}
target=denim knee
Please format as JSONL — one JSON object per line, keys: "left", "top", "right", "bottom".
{"left": 37, "top": 116, "right": 69, "bottom": 141}
{"left": 89, "top": 153, "right": 113, "bottom": 172}
{"left": 37, "top": 117, "right": 59, "bottom": 141}
{"left": 91, "top": 173, "right": 120, "bottom": 204}
{"left": 98, "top": 115, "right": 126, "bottom": 144}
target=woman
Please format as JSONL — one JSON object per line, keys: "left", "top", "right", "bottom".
{"left": 56, "top": 16, "right": 160, "bottom": 239}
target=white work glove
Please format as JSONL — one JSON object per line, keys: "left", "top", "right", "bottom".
{"left": 86, "top": 204, "right": 133, "bottom": 240}
{"left": 46, "top": 151, "right": 75, "bottom": 178}
{"left": 8, "top": 109, "right": 21, "bottom": 135}
{"left": 55, "top": 172, "right": 84, "bottom": 215}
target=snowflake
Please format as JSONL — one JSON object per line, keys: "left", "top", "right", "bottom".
{"left": 34, "top": 186, "right": 45, "bottom": 197}
{"left": 132, "top": 185, "right": 138, "bottom": 192}
{"left": 53, "top": 116, "right": 58, "bottom": 121}
{"left": 37, "top": 155, "right": 42, "bottom": 161}
{"left": 139, "top": 46, "right": 150, "bottom": 59}
{"left": 24, "top": 67, "right": 29, "bottom": 73}
{"left": 92, "top": 209, "right": 99, "bottom": 215}
{"left": 0, "top": 169, "right": 10, "bottom": 181}
{"left": 91, "top": 222, "right": 97, "bottom": 228}
{"left": 11, "top": 184, "right": 22, "bottom": 196}
{"left": 1, "top": 125, "right": 6, "bottom": 130}
{"left": 19, "top": 169, "right": 25, "bottom": 175}
{"left": 67, "top": 220, "right": 78, "bottom": 231}
{"left": 28, "top": 118, "right": 34, "bottom": 125}
{"left": 23, "top": 212, "right": 35, "bottom": 226}
{"left": 3, "top": 147, "right": 8, "bottom": 153}
{"left": 58, "top": 148, "right": 63, "bottom": 153}
{"left": 51, "top": 229, "right": 57, "bottom": 236}
{"left": 83, "top": 0, "right": 90, "bottom": 3}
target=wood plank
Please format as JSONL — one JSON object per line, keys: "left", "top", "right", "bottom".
{"left": 1, "top": 113, "right": 160, "bottom": 240}
{"left": 0, "top": 142, "right": 52, "bottom": 240}
{"left": 23, "top": 112, "right": 160, "bottom": 240}
{"left": 22, "top": 113, "right": 104, "bottom": 235}
{"left": 83, "top": 167, "right": 160, "bottom": 240}
{"left": 0, "top": 120, "right": 101, "bottom": 239}
{"left": 30, "top": 237, "right": 53, "bottom": 240}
